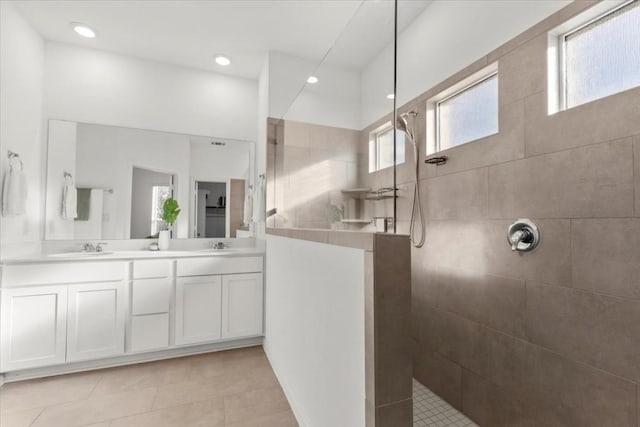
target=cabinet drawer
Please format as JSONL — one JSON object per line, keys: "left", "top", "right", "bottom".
{"left": 176, "top": 257, "right": 263, "bottom": 277}
{"left": 2, "top": 261, "right": 126, "bottom": 287}
{"left": 131, "top": 278, "right": 171, "bottom": 315}
{"left": 132, "top": 259, "right": 171, "bottom": 279}
{"left": 130, "top": 314, "right": 169, "bottom": 352}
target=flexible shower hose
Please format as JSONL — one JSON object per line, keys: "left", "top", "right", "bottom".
{"left": 409, "top": 142, "right": 425, "bottom": 248}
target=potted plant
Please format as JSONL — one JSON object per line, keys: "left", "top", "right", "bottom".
{"left": 159, "top": 198, "right": 180, "bottom": 250}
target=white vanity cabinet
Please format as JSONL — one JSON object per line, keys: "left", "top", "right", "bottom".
{"left": 66, "top": 282, "right": 126, "bottom": 362}
{"left": 129, "top": 259, "right": 172, "bottom": 352}
{"left": 221, "top": 273, "right": 264, "bottom": 339}
{"left": 0, "top": 253, "right": 264, "bottom": 375}
{"left": 0, "top": 286, "right": 68, "bottom": 371}
{"left": 175, "top": 256, "right": 264, "bottom": 345}
{"left": 175, "top": 275, "right": 223, "bottom": 345}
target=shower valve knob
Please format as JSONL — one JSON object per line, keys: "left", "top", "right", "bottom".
{"left": 507, "top": 219, "right": 540, "bottom": 252}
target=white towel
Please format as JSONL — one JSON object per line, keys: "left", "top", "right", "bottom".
{"left": 243, "top": 192, "right": 253, "bottom": 225}
{"left": 252, "top": 179, "right": 265, "bottom": 223}
{"left": 2, "top": 156, "right": 28, "bottom": 216}
{"left": 62, "top": 176, "right": 78, "bottom": 220}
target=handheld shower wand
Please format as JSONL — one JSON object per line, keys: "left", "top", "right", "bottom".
{"left": 397, "top": 111, "right": 425, "bottom": 248}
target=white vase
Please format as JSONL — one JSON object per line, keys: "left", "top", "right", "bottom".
{"left": 158, "top": 230, "right": 170, "bottom": 250}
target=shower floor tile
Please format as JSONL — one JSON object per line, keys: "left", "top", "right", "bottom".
{"left": 413, "top": 379, "right": 478, "bottom": 427}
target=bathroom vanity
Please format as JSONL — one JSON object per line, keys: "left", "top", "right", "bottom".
{"left": 0, "top": 249, "right": 264, "bottom": 378}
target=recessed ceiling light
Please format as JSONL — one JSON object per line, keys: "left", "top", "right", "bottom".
{"left": 387, "top": 93, "right": 395, "bottom": 99}
{"left": 71, "top": 23, "right": 96, "bottom": 38}
{"left": 214, "top": 55, "right": 231, "bottom": 66}
{"left": 307, "top": 76, "right": 318, "bottom": 84}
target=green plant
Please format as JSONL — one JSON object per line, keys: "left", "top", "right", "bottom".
{"left": 327, "top": 204, "right": 344, "bottom": 224}
{"left": 162, "top": 198, "right": 181, "bottom": 228}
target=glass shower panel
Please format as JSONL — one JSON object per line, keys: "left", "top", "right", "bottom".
{"left": 269, "top": 0, "right": 398, "bottom": 232}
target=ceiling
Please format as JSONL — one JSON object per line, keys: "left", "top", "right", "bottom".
{"left": 14, "top": 0, "right": 431, "bottom": 80}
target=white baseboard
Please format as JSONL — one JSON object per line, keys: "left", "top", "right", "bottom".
{"left": 2, "top": 336, "right": 263, "bottom": 383}
{"left": 263, "top": 340, "right": 307, "bottom": 427}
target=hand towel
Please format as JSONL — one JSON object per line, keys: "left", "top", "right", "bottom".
{"left": 243, "top": 192, "right": 253, "bottom": 225}
{"left": 62, "top": 176, "right": 78, "bottom": 220}
{"left": 2, "top": 156, "right": 28, "bottom": 216}
{"left": 76, "top": 188, "right": 92, "bottom": 221}
{"left": 252, "top": 179, "right": 265, "bottom": 222}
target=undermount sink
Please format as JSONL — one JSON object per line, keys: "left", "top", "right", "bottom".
{"left": 199, "top": 248, "right": 242, "bottom": 253}
{"left": 48, "top": 251, "right": 114, "bottom": 258}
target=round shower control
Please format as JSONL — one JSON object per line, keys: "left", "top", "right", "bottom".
{"left": 507, "top": 219, "right": 540, "bottom": 252}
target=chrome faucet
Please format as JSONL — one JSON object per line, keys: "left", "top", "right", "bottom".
{"left": 212, "top": 241, "right": 228, "bottom": 250}
{"left": 82, "top": 242, "right": 108, "bottom": 252}
{"left": 507, "top": 219, "right": 540, "bottom": 252}
{"left": 509, "top": 229, "right": 531, "bottom": 251}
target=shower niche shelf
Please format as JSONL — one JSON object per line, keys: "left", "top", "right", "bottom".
{"left": 340, "top": 187, "right": 396, "bottom": 227}
{"left": 341, "top": 187, "right": 397, "bottom": 200}
{"left": 340, "top": 219, "right": 372, "bottom": 224}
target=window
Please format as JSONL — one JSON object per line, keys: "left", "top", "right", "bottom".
{"left": 150, "top": 185, "right": 171, "bottom": 236}
{"left": 436, "top": 74, "right": 498, "bottom": 150}
{"left": 426, "top": 63, "right": 499, "bottom": 154}
{"left": 551, "top": 0, "right": 640, "bottom": 111}
{"left": 369, "top": 125, "right": 405, "bottom": 172}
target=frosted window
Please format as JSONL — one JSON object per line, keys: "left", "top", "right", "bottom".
{"left": 372, "top": 127, "right": 405, "bottom": 171}
{"left": 437, "top": 74, "right": 498, "bottom": 150}
{"left": 565, "top": 0, "right": 640, "bottom": 108}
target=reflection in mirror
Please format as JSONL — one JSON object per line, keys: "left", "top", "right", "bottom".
{"left": 195, "top": 181, "right": 226, "bottom": 238}
{"left": 45, "top": 120, "right": 254, "bottom": 240}
{"left": 130, "top": 167, "right": 174, "bottom": 239}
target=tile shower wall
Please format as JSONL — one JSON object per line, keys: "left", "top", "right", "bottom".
{"left": 362, "top": 2, "right": 640, "bottom": 425}
{"left": 267, "top": 118, "right": 364, "bottom": 229}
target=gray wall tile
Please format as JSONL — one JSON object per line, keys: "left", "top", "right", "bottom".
{"left": 525, "top": 88, "right": 640, "bottom": 157}
{"left": 572, "top": 218, "right": 640, "bottom": 299}
{"left": 498, "top": 34, "right": 547, "bottom": 106}
{"left": 489, "top": 139, "right": 634, "bottom": 218}
{"left": 423, "top": 168, "right": 489, "bottom": 219}
{"left": 489, "top": 331, "right": 637, "bottom": 427}
{"left": 526, "top": 282, "right": 640, "bottom": 382}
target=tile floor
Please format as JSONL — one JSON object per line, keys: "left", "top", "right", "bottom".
{"left": 0, "top": 346, "right": 297, "bottom": 427}
{"left": 413, "top": 379, "right": 477, "bottom": 427}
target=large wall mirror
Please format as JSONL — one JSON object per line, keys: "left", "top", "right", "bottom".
{"left": 45, "top": 120, "right": 254, "bottom": 240}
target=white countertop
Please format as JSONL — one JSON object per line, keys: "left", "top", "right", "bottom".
{"left": 0, "top": 247, "right": 265, "bottom": 265}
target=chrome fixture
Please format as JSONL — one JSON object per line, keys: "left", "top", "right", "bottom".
{"left": 507, "top": 219, "right": 540, "bottom": 252}
{"left": 82, "top": 242, "right": 107, "bottom": 252}
{"left": 425, "top": 156, "right": 448, "bottom": 165}
{"left": 212, "top": 241, "right": 228, "bottom": 250}
{"left": 396, "top": 110, "right": 425, "bottom": 248}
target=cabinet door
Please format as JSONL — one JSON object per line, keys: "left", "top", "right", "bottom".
{"left": 131, "top": 278, "right": 171, "bottom": 315}
{"left": 221, "top": 273, "right": 263, "bottom": 339}
{"left": 130, "top": 313, "right": 169, "bottom": 352}
{"left": 175, "top": 276, "right": 222, "bottom": 345}
{"left": 1, "top": 286, "right": 67, "bottom": 371}
{"left": 67, "top": 282, "right": 126, "bottom": 362}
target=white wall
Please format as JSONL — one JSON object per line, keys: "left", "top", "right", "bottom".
{"left": 44, "top": 120, "right": 76, "bottom": 240}
{"left": 264, "top": 235, "right": 365, "bottom": 427}
{"left": 43, "top": 41, "right": 259, "bottom": 143}
{"left": 360, "top": 0, "right": 570, "bottom": 127}
{"left": 268, "top": 51, "right": 361, "bottom": 130}
{"left": 0, "top": 1, "right": 44, "bottom": 258}
{"left": 189, "top": 138, "right": 251, "bottom": 183}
